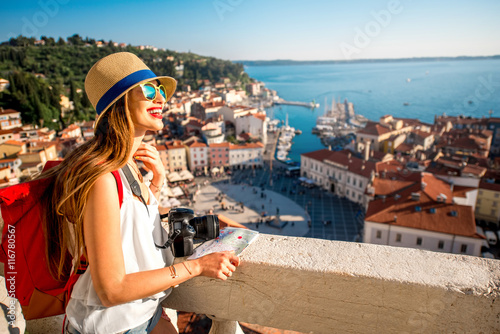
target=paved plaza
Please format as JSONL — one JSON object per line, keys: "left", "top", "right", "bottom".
{"left": 191, "top": 164, "right": 365, "bottom": 242}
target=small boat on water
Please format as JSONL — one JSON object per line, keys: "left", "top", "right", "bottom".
{"left": 276, "top": 149, "right": 288, "bottom": 161}
{"left": 403, "top": 102, "right": 410, "bottom": 106}
{"left": 294, "top": 129, "right": 302, "bottom": 135}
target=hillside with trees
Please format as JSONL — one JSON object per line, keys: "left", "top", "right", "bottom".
{"left": 0, "top": 34, "right": 251, "bottom": 129}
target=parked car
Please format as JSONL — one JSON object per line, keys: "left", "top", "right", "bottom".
{"left": 485, "top": 231, "right": 497, "bottom": 246}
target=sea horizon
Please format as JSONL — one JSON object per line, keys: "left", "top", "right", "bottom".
{"left": 245, "top": 58, "right": 500, "bottom": 162}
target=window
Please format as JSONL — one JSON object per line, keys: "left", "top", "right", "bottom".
{"left": 358, "top": 194, "right": 362, "bottom": 201}
{"left": 492, "top": 209, "right": 497, "bottom": 216}
{"left": 477, "top": 199, "right": 481, "bottom": 204}
{"left": 460, "top": 244, "right": 467, "bottom": 253}
{"left": 416, "top": 237, "right": 422, "bottom": 246}
{"left": 438, "top": 241, "right": 444, "bottom": 249}
{"left": 376, "top": 230, "right": 382, "bottom": 239}
{"left": 495, "top": 193, "right": 500, "bottom": 198}
{"left": 346, "top": 189, "right": 350, "bottom": 196}
{"left": 396, "top": 234, "right": 401, "bottom": 242}
{"left": 353, "top": 179, "right": 357, "bottom": 186}
{"left": 347, "top": 176, "right": 351, "bottom": 184}
{"left": 494, "top": 201, "right": 498, "bottom": 207}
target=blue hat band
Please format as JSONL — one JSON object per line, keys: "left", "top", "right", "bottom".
{"left": 96, "top": 69, "right": 158, "bottom": 115}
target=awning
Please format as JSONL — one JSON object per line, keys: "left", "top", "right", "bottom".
{"left": 167, "top": 172, "right": 181, "bottom": 182}
{"left": 171, "top": 186, "right": 184, "bottom": 197}
{"left": 179, "top": 170, "right": 194, "bottom": 181}
{"left": 211, "top": 167, "right": 220, "bottom": 173}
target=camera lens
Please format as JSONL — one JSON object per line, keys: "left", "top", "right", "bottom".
{"left": 189, "top": 215, "right": 220, "bottom": 240}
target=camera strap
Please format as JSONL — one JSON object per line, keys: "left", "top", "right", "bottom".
{"left": 122, "top": 164, "right": 149, "bottom": 215}
{"left": 122, "top": 165, "right": 177, "bottom": 250}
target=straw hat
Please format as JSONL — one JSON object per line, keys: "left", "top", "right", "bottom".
{"left": 85, "top": 52, "right": 177, "bottom": 123}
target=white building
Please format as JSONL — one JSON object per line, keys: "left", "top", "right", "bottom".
{"left": 0, "top": 109, "right": 22, "bottom": 131}
{"left": 234, "top": 112, "right": 267, "bottom": 143}
{"left": 363, "top": 174, "right": 484, "bottom": 257}
{"left": 221, "top": 89, "right": 243, "bottom": 104}
{"left": 202, "top": 122, "right": 225, "bottom": 145}
{"left": 229, "top": 142, "right": 264, "bottom": 169}
{"left": 166, "top": 140, "right": 187, "bottom": 172}
{"left": 218, "top": 105, "right": 258, "bottom": 124}
{"left": 300, "top": 149, "right": 376, "bottom": 208}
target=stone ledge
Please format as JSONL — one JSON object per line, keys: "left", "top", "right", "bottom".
{"left": 4, "top": 234, "right": 500, "bottom": 333}
{"left": 162, "top": 234, "right": 500, "bottom": 333}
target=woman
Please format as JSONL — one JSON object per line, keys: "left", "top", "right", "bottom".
{"left": 41, "top": 52, "right": 240, "bottom": 333}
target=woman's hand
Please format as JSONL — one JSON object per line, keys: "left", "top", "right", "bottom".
{"left": 191, "top": 251, "right": 241, "bottom": 281}
{"left": 134, "top": 143, "right": 165, "bottom": 197}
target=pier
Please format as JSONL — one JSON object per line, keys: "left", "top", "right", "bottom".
{"left": 274, "top": 98, "right": 319, "bottom": 109}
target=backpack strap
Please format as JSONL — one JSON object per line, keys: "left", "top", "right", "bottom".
{"left": 111, "top": 170, "right": 123, "bottom": 208}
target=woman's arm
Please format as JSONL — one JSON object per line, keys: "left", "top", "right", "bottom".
{"left": 84, "top": 173, "right": 239, "bottom": 307}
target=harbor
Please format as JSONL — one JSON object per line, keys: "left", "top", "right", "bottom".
{"left": 312, "top": 97, "right": 368, "bottom": 149}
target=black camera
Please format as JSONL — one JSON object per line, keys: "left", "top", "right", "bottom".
{"left": 159, "top": 208, "right": 220, "bottom": 257}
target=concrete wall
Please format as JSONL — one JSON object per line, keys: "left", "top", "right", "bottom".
{"left": 163, "top": 234, "right": 500, "bottom": 333}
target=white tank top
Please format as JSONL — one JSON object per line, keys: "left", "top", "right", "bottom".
{"left": 66, "top": 170, "right": 174, "bottom": 334}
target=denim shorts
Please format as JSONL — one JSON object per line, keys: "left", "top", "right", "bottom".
{"left": 65, "top": 304, "right": 163, "bottom": 334}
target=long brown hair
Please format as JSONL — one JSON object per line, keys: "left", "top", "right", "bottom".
{"left": 41, "top": 94, "right": 134, "bottom": 280}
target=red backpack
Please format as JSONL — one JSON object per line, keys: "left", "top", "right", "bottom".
{"left": 0, "top": 161, "right": 123, "bottom": 320}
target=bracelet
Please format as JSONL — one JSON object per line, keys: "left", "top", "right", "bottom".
{"left": 150, "top": 180, "right": 162, "bottom": 189}
{"left": 169, "top": 265, "right": 178, "bottom": 279}
{"left": 182, "top": 262, "right": 192, "bottom": 275}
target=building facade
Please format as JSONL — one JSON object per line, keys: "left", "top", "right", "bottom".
{"left": 166, "top": 140, "right": 187, "bottom": 172}
{"left": 229, "top": 142, "right": 264, "bottom": 169}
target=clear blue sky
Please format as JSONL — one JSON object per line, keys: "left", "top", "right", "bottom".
{"left": 1, "top": 0, "right": 499, "bottom": 61}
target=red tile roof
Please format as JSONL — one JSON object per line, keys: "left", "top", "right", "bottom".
{"left": 229, "top": 142, "right": 264, "bottom": 150}
{"left": 166, "top": 140, "right": 184, "bottom": 149}
{"left": 366, "top": 183, "right": 480, "bottom": 238}
{"left": 209, "top": 142, "right": 230, "bottom": 148}
{"left": 371, "top": 178, "right": 415, "bottom": 196}
{"left": 357, "top": 121, "right": 392, "bottom": 136}
{"left": 253, "top": 113, "right": 266, "bottom": 121}
{"left": 186, "top": 141, "right": 207, "bottom": 148}
{"left": 452, "top": 185, "right": 476, "bottom": 198}
{"left": 0, "top": 109, "right": 21, "bottom": 115}
{"left": 2, "top": 140, "right": 24, "bottom": 146}
{"left": 479, "top": 181, "right": 500, "bottom": 192}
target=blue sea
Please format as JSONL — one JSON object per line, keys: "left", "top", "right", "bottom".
{"left": 245, "top": 59, "right": 500, "bottom": 162}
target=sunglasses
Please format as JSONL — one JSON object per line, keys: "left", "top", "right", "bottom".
{"left": 139, "top": 82, "right": 167, "bottom": 101}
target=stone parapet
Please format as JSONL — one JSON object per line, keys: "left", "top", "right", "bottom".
{"left": 163, "top": 234, "right": 500, "bottom": 333}
{"left": 5, "top": 234, "right": 499, "bottom": 333}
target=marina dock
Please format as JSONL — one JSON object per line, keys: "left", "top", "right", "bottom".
{"left": 275, "top": 98, "right": 319, "bottom": 109}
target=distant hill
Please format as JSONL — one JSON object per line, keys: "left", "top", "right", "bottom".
{"left": 0, "top": 34, "right": 251, "bottom": 128}
{"left": 236, "top": 55, "right": 500, "bottom": 66}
